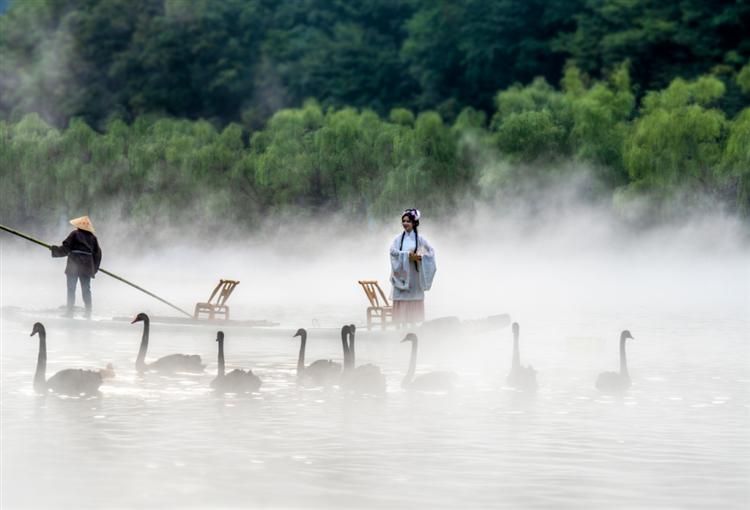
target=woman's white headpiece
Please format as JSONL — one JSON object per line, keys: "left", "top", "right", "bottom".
{"left": 403, "top": 208, "right": 421, "bottom": 220}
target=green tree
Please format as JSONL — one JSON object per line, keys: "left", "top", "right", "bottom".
{"left": 263, "top": 0, "right": 417, "bottom": 115}
{"left": 402, "top": 0, "right": 581, "bottom": 115}
{"left": 722, "top": 108, "right": 750, "bottom": 214}
{"left": 491, "top": 78, "right": 572, "bottom": 162}
{"left": 560, "top": 0, "right": 750, "bottom": 93}
{"left": 737, "top": 61, "right": 750, "bottom": 94}
{"left": 567, "top": 63, "right": 634, "bottom": 186}
{"left": 623, "top": 76, "right": 727, "bottom": 203}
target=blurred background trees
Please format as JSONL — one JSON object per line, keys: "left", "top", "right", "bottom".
{"left": 4, "top": 0, "right": 746, "bottom": 128}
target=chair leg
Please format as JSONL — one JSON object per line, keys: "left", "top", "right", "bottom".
{"left": 367, "top": 309, "right": 372, "bottom": 331}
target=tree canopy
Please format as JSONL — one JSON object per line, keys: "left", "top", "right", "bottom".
{"left": 2, "top": 0, "right": 747, "bottom": 128}
{"left": 1, "top": 0, "right": 748, "bottom": 229}
{"left": 3, "top": 67, "right": 749, "bottom": 232}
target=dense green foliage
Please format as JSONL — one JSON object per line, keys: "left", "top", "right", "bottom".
{"left": 2, "top": 0, "right": 748, "bottom": 127}
{"left": 2, "top": 1, "right": 749, "bottom": 228}
{"left": 3, "top": 67, "right": 748, "bottom": 229}
{"left": 561, "top": 1, "right": 749, "bottom": 95}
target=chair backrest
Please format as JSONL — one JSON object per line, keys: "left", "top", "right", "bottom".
{"left": 358, "top": 280, "right": 390, "bottom": 308}
{"left": 207, "top": 279, "right": 240, "bottom": 307}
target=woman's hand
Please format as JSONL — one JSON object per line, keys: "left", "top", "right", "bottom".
{"left": 409, "top": 252, "right": 422, "bottom": 262}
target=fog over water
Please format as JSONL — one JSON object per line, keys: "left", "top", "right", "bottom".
{"left": 1, "top": 209, "right": 748, "bottom": 508}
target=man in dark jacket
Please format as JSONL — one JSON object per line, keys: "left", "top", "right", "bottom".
{"left": 51, "top": 216, "right": 102, "bottom": 317}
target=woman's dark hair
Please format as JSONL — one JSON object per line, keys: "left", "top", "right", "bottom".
{"left": 399, "top": 212, "right": 419, "bottom": 254}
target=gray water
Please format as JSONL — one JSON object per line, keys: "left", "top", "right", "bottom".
{"left": 1, "top": 219, "right": 749, "bottom": 508}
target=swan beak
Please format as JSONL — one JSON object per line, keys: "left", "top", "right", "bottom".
{"left": 400, "top": 337, "right": 408, "bottom": 343}
{"left": 130, "top": 317, "right": 138, "bottom": 324}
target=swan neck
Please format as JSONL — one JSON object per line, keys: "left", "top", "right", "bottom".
{"left": 297, "top": 334, "right": 306, "bottom": 375}
{"left": 34, "top": 330, "right": 47, "bottom": 391}
{"left": 512, "top": 331, "right": 520, "bottom": 370}
{"left": 217, "top": 339, "right": 225, "bottom": 378}
{"left": 402, "top": 340, "right": 417, "bottom": 388}
{"left": 341, "top": 330, "right": 351, "bottom": 370}
{"left": 348, "top": 331, "right": 356, "bottom": 367}
{"left": 136, "top": 319, "right": 149, "bottom": 370}
{"left": 619, "top": 337, "right": 628, "bottom": 376}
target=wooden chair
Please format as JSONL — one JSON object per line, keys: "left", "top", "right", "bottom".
{"left": 358, "top": 280, "right": 393, "bottom": 330}
{"left": 194, "top": 279, "right": 240, "bottom": 320}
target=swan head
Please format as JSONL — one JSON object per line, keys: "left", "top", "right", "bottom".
{"left": 30, "top": 322, "right": 45, "bottom": 337}
{"left": 293, "top": 328, "right": 307, "bottom": 338}
{"left": 620, "top": 330, "right": 634, "bottom": 341}
{"left": 400, "top": 332, "right": 418, "bottom": 343}
{"left": 512, "top": 322, "right": 519, "bottom": 336}
{"left": 99, "top": 363, "right": 116, "bottom": 379}
{"left": 349, "top": 324, "right": 356, "bottom": 336}
{"left": 131, "top": 312, "right": 149, "bottom": 324}
{"left": 340, "top": 325, "right": 351, "bottom": 336}
{"left": 216, "top": 331, "right": 224, "bottom": 342}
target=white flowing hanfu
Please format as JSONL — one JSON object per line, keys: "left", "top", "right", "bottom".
{"left": 390, "top": 231, "right": 436, "bottom": 324}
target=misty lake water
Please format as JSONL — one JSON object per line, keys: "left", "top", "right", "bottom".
{"left": 1, "top": 220, "right": 748, "bottom": 508}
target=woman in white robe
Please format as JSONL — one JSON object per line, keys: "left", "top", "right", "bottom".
{"left": 390, "top": 208, "right": 436, "bottom": 326}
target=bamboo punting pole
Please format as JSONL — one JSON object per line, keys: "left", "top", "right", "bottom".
{"left": 0, "top": 223, "right": 193, "bottom": 318}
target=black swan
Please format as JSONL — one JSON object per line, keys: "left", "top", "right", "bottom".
{"left": 596, "top": 330, "right": 635, "bottom": 393}
{"left": 30, "top": 322, "right": 114, "bottom": 396}
{"left": 341, "top": 324, "right": 387, "bottom": 395}
{"left": 210, "top": 331, "right": 261, "bottom": 393}
{"left": 400, "top": 333, "right": 456, "bottom": 391}
{"left": 293, "top": 328, "right": 341, "bottom": 386}
{"left": 505, "top": 323, "right": 537, "bottom": 392}
{"left": 348, "top": 323, "right": 356, "bottom": 366}
{"left": 131, "top": 313, "right": 205, "bottom": 373}
{"left": 340, "top": 324, "right": 351, "bottom": 367}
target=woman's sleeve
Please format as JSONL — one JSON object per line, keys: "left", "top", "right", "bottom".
{"left": 419, "top": 236, "right": 435, "bottom": 257}
{"left": 390, "top": 235, "right": 410, "bottom": 287}
{"left": 390, "top": 234, "right": 404, "bottom": 256}
{"left": 417, "top": 236, "right": 437, "bottom": 291}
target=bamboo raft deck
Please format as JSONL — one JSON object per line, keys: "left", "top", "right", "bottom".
{"left": 3, "top": 306, "right": 510, "bottom": 341}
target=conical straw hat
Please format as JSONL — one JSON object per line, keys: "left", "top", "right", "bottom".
{"left": 69, "top": 215, "right": 95, "bottom": 233}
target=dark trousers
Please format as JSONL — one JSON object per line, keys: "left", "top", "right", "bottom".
{"left": 66, "top": 274, "right": 92, "bottom": 312}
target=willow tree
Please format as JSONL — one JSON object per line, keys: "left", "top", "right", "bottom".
{"left": 623, "top": 76, "right": 728, "bottom": 208}
{"left": 491, "top": 77, "right": 572, "bottom": 163}
{"left": 2, "top": 114, "right": 64, "bottom": 226}
{"left": 567, "top": 64, "right": 634, "bottom": 187}
{"left": 722, "top": 108, "right": 750, "bottom": 214}
{"left": 249, "top": 102, "right": 323, "bottom": 213}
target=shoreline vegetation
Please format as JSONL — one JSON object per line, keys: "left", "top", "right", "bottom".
{"left": 3, "top": 66, "right": 749, "bottom": 230}
{"left": 1, "top": 1, "right": 748, "bottom": 230}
